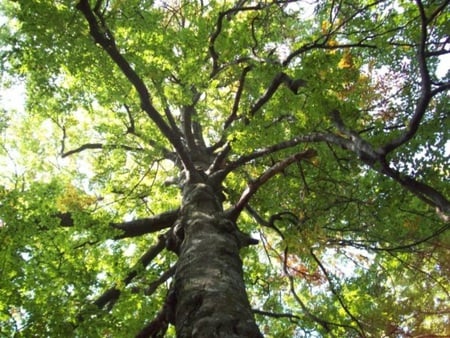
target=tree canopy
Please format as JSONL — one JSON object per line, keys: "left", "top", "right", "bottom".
{"left": 0, "top": 0, "right": 449, "bottom": 337}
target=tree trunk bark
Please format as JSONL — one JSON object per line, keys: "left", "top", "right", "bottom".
{"left": 173, "top": 181, "right": 263, "bottom": 337}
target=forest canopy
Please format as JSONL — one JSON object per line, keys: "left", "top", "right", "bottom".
{"left": 0, "top": 0, "right": 449, "bottom": 337}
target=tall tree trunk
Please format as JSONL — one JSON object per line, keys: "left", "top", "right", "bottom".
{"left": 173, "top": 181, "right": 263, "bottom": 337}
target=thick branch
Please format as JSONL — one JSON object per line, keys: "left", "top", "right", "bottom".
{"left": 381, "top": 166, "right": 450, "bottom": 217}
{"left": 113, "top": 210, "right": 179, "bottom": 239}
{"left": 57, "top": 209, "right": 178, "bottom": 239}
{"left": 76, "top": 0, "right": 196, "bottom": 174}
{"left": 381, "top": 1, "right": 432, "bottom": 154}
{"left": 135, "top": 306, "right": 169, "bottom": 338}
{"left": 328, "top": 110, "right": 450, "bottom": 217}
{"left": 144, "top": 264, "right": 176, "bottom": 296}
{"left": 179, "top": 104, "right": 193, "bottom": 149}
{"left": 221, "top": 121, "right": 450, "bottom": 219}
{"left": 222, "top": 132, "right": 350, "bottom": 178}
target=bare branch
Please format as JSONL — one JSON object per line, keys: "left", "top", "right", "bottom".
{"left": 253, "top": 309, "right": 301, "bottom": 321}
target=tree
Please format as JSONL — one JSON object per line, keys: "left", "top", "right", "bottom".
{"left": 0, "top": 0, "right": 449, "bottom": 336}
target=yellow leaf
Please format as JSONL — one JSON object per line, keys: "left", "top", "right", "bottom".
{"left": 338, "top": 50, "right": 354, "bottom": 69}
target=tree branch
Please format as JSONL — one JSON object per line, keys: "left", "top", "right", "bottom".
{"left": 135, "top": 282, "right": 176, "bottom": 338}
{"left": 249, "top": 72, "right": 306, "bottom": 118}
{"left": 327, "top": 110, "right": 450, "bottom": 218}
{"left": 245, "top": 205, "right": 286, "bottom": 239}
{"left": 144, "top": 264, "right": 176, "bottom": 296}
{"left": 224, "top": 66, "right": 252, "bottom": 129}
{"left": 61, "top": 142, "right": 143, "bottom": 158}
{"left": 381, "top": 166, "right": 450, "bottom": 218}
{"left": 208, "top": 3, "right": 267, "bottom": 77}
{"left": 113, "top": 210, "right": 179, "bottom": 239}
{"left": 228, "top": 149, "right": 317, "bottom": 221}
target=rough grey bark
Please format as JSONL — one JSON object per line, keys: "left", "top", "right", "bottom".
{"left": 172, "top": 181, "right": 263, "bottom": 338}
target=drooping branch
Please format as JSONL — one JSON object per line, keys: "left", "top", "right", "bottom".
{"left": 228, "top": 149, "right": 317, "bottom": 221}
{"left": 76, "top": 0, "right": 196, "bottom": 175}
{"left": 310, "top": 249, "right": 366, "bottom": 337}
